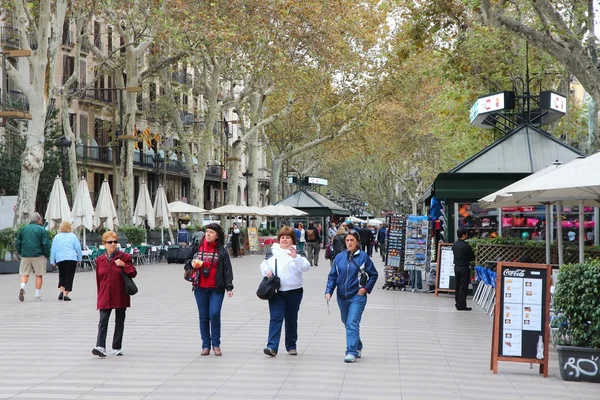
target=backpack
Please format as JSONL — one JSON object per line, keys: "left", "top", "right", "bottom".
{"left": 306, "top": 229, "right": 316, "bottom": 241}
{"left": 325, "top": 243, "right": 333, "bottom": 260}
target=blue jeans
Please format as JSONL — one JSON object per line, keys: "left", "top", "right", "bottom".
{"left": 267, "top": 288, "right": 303, "bottom": 352}
{"left": 194, "top": 288, "right": 225, "bottom": 349}
{"left": 337, "top": 294, "right": 367, "bottom": 357}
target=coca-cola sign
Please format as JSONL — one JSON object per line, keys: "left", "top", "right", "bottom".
{"left": 504, "top": 269, "right": 526, "bottom": 278}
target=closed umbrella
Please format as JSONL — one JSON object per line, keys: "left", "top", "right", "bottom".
{"left": 71, "top": 177, "right": 95, "bottom": 246}
{"left": 154, "top": 185, "right": 173, "bottom": 244}
{"left": 94, "top": 180, "right": 119, "bottom": 231}
{"left": 133, "top": 181, "right": 156, "bottom": 229}
{"left": 45, "top": 176, "right": 71, "bottom": 230}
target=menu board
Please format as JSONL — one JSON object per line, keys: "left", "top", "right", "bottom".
{"left": 491, "top": 262, "right": 551, "bottom": 377}
{"left": 434, "top": 242, "right": 455, "bottom": 295}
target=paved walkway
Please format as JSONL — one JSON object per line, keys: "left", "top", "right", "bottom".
{"left": 0, "top": 252, "right": 597, "bottom": 400}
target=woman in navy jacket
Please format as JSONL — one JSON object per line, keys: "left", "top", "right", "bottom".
{"left": 325, "top": 231, "right": 378, "bottom": 363}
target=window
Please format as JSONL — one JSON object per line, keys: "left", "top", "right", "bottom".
{"left": 79, "top": 60, "right": 87, "bottom": 89}
{"left": 62, "top": 20, "right": 71, "bottom": 45}
{"left": 149, "top": 83, "right": 156, "bottom": 103}
{"left": 62, "top": 56, "right": 75, "bottom": 85}
{"left": 106, "top": 75, "right": 113, "bottom": 102}
{"left": 68, "top": 113, "right": 76, "bottom": 134}
{"left": 94, "top": 21, "right": 101, "bottom": 49}
{"left": 79, "top": 114, "right": 88, "bottom": 141}
{"left": 107, "top": 27, "right": 113, "bottom": 53}
{"left": 183, "top": 94, "right": 188, "bottom": 107}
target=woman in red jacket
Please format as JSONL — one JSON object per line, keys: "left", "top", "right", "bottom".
{"left": 92, "top": 231, "right": 137, "bottom": 357}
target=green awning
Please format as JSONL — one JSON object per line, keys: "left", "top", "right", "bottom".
{"left": 433, "top": 173, "right": 530, "bottom": 200}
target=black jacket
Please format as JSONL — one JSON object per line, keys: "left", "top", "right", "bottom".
{"left": 332, "top": 234, "right": 346, "bottom": 257}
{"left": 184, "top": 243, "right": 234, "bottom": 293}
{"left": 452, "top": 239, "right": 474, "bottom": 269}
{"left": 358, "top": 227, "right": 374, "bottom": 245}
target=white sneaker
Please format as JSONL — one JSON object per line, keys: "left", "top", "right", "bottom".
{"left": 357, "top": 350, "right": 362, "bottom": 359}
{"left": 112, "top": 349, "right": 123, "bottom": 356}
{"left": 34, "top": 296, "right": 42, "bottom": 302}
{"left": 344, "top": 354, "right": 356, "bottom": 363}
{"left": 92, "top": 346, "right": 107, "bottom": 357}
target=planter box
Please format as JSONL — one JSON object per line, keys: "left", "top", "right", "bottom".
{"left": 0, "top": 260, "right": 54, "bottom": 274}
{"left": 557, "top": 345, "right": 600, "bottom": 383}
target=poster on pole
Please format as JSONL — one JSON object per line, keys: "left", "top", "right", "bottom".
{"left": 247, "top": 227, "right": 259, "bottom": 252}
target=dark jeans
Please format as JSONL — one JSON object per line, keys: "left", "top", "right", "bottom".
{"left": 231, "top": 236, "right": 240, "bottom": 257}
{"left": 57, "top": 260, "right": 77, "bottom": 291}
{"left": 361, "top": 243, "right": 373, "bottom": 257}
{"left": 337, "top": 294, "right": 367, "bottom": 357}
{"left": 194, "top": 288, "right": 225, "bottom": 349}
{"left": 454, "top": 266, "right": 470, "bottom": 309}
{"left": 96, "top": 308, "right": 126, "bottom": 350}
{"left": 267, "top": 288, "right": 303, "bottom": 352}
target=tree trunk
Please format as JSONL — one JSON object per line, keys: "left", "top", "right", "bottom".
{"left": 14, "top": 97, "right": 46, "bottom": 225}
{"left": 227, "top": 141, "right": 243, "bottom": 206}
{"left": 248, "top": 136, "right": 259, "bottom": 206}
{"left": 269, "top": 156, "right": 283, "bottom": 204}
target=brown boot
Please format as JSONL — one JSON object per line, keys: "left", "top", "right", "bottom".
{"left": 213, "top": 347, "right": 222, "bottom": 356}
{"left": 201, "top": 348, "right": 210, "bottom": 356}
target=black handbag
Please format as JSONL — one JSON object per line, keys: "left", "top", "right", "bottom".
{"left": 122, "top": 270, "right": 138, "bottom": 296}
{"left": 257, "top": 260, "right": 280, "bottom": 300}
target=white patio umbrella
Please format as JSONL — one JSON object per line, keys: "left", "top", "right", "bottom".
{"left": 509, "top": 154, "right": 600, "bottom": 263}
{"left": 367, "top": 219, "right": 383, "bottom": 226}
{"left": 348, "top": 216, "right": 366, "bottom": 224}
{"left": 45, "top": 176, "right": 72, "bottom": 230}
{"left": 133, "top": 181, "right": 156, "bottom": 229}
{"left": 154, "top": 185, "right": 173, "bottom": 244}
{"left": 167, "top": 201, "right": 206, "bottom": 214}
{"left": 262, "top": 204, "right": 308, "bottom": 217}
{"left": 71, "top": 177, "right": 95, "bottom": 246}
{"left": 93, "top": 180, "right": 119, "bottom": 231}
{"left": 208, "top": 204, "right": 267, "bottom": 216}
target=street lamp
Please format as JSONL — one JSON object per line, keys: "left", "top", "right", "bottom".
{"left": 242, "top": 169, "right": 253, "bottom": 205}
{"left": 58, "top": 135, "right": 72, "bottom": 190}
{"left": 153, "top": 153, "right": 165, "bottom": 185}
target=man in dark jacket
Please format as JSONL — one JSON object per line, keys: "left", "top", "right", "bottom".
{"left": 377, "top": 225, "right": 387, "bottom": 262}
{"left": 304, "top": 220, "right": 321, "bottom": 266}
{"left": 177, "top": 224, "right": 191, "bottom": 247}
{"left": 452, "top": 228, "right": 475, "bottom": 311}
{"left": 16, "top": 212, "right": 51, "bottom": 302}
{"left": 358, "top": 224, "right": 374, "bottom": 256}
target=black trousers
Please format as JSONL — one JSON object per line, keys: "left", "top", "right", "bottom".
{"left": 231, "top": 236, "right": 240, "bottom": 257}
{"left": 454, "top": 267, "right": 470, "bottom": 309}
{"left": 96, "top": 308, "right": 126, "bottom": 350}
{"left": 57, "top": 260, "right": 77, "bottom": 291}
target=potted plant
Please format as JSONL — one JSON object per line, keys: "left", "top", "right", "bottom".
{"left": 552, "top": 260, "right": 600, "bottom": 383}
{"left": 0, "top": 227, "right": 16, "bottom": 261}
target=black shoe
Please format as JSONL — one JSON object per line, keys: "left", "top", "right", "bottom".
{"left": 58, "top": 292, "right": 64, "bottom": 300}
{"left": 263, "top": 347, "right": 277, "bottom": 357}
{"left": 63, "top": 296, "right": 71, "bottom": 301}
{"left": 457, "top": 307, "right": 472, "bottom": 311}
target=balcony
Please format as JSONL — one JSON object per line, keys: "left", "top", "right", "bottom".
{"left": 1, "top": 90, "right": 30, "bottom": 113}
{"left": 180, "top": 111, "right": 195, "bottom": 126}
{"left": 0, "top": 26, "right": 38, "bottom": 50}
{"left": 76, "top": 144, "right": 115, "bottom": 165}
{"left": 0, "top": 26, "right": 20, "bottom": 48}
{"left": 133, "top": 151, "right": 155, "bottom": 168}
{"left": 83, "top": 89, "right": 110, "bottom": 104}
{"left": 172, "top": 71, "right": 192, "bottom": 85}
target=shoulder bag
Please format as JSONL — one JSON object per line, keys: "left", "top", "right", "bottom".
{"left": 256, "top": 259, "right": 280, "bottom": 300}
{"left": 121, "top": 270, "right": 138, "bottom": 296}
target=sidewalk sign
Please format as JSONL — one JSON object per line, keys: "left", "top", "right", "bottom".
{"left": 247, "top": 227, "right": 259, "bottom": 252}
{"left": 490, "top": 261, "right": 551, "bottom": 377}
{"left": 435, "top": 242, "right": 455, "bottom": 296}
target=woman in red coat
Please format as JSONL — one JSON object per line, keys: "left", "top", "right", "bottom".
{"left": 92, "top": 231, "right": 137, "bottom": 357}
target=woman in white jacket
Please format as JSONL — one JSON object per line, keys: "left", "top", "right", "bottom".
{"left": 260, "top": 226, "right": 310, "bottom": 357}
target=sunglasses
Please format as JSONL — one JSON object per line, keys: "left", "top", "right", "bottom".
{"left": 105, "top": 240, "right": 118, "bottom": 245}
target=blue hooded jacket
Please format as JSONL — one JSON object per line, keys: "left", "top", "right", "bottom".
{"left": 326, "top": 249, "right": 378, "bottom": 299}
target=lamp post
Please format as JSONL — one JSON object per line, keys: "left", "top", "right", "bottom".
{"left": 58, "top": 135, "right": 72, "bottom": 191}
{"left": 242, "top": 169, "right": 253, "bottom": 226}
{"left": 153, "top": 153, "right": 165, "bottom": 185}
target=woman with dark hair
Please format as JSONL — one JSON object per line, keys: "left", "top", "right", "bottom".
{"left": 325, "top": 231, "right": 378, "bottom": 363}
{"left": 184, "top": 223, "right": 234, "bottom": 356}
{"left": 260, "top": 226, "right": 310, "bottom": 356}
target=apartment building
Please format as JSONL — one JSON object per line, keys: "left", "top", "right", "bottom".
{"left": 0, "top": 16, "right": 270, "bottom": 210}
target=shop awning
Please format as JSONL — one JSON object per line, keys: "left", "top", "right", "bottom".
{"left": 275, "top": 189, "right": 350, "bottom": 216}
{"left": 433, "top": 173, "right": 531, "bottom": 201}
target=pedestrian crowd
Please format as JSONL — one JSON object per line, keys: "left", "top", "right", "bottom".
{"left": 15, "top": 214, "right": 390, "bottom": 363}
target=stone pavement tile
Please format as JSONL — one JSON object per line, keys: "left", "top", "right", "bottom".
{"left": 78, "top": 396, "right": 147, "bottom": 400}
{"left": 11, "top": 394, "right": 81, "bottom": 399}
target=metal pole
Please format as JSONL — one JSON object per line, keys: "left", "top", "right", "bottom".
{"left": 557, "top": 203, "right": 563, "bottom": 266}
{"left": 579, "top": 200, "right": 584, "bottom": 263}
{"left": 545, "top": 204, "right": 551, "bottom": 265}
{"left": 1, "top": 54, "right": 6, "bottom": 109}
{"left": 61, "top": 146, "right": 68, "bottom": 189}
{"left": 220, "top": 126, "right": 224, "bottom": 207}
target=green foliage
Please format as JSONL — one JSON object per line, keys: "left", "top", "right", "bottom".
{"left": 0, "top": 228, "right": 17, "bottom": 252}
{"left": 553, "top": 261, "right": 600, "bottom": 349}
{"left": 0, "top": 111, "right": 67, "bottom": 214}
{"left": 120, "top": 226, "right": 146, "bottom": 245}
{"left": 269, "top": 227, "right": 278, "bottom": 236}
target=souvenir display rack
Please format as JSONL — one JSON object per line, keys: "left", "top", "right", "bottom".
{"left": 382, "top": 214, "right": 408, "bottom": 290}
{"left": 404, "top": 215, "right": 430, "bottom": 292}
